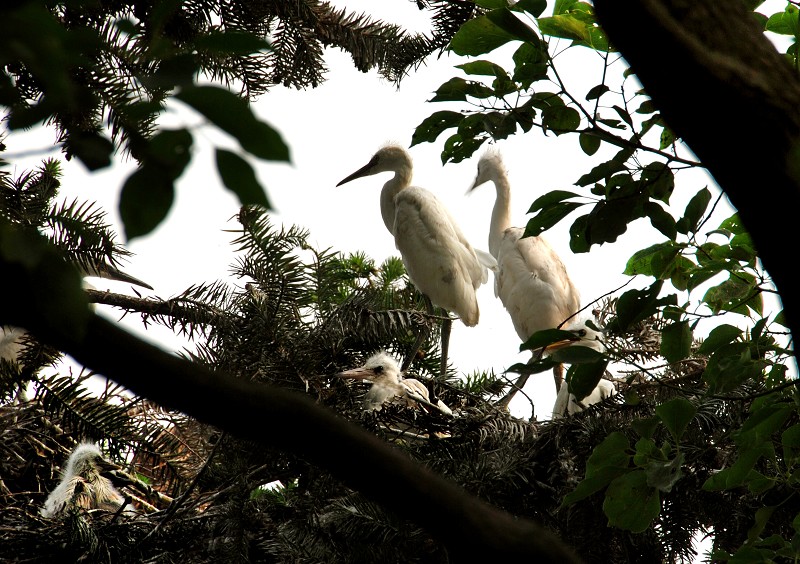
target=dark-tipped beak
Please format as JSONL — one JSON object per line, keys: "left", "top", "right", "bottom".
{"left": 337, "top": 155, "right": 378, "bottom": 186}
{"left": 91, "top": 262, "right": 154, "bottom": 290}
{"left": 336, "top": 367, "right": 373, "bottom": 381}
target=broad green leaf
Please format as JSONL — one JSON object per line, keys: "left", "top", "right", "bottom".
{"left": 512, "top": 0, "right": 548, "bottom": 17}
{"left": 737, "top": 404, "right": 793, "bottom": 448}
{"left": 412, "top": 111, "right": 464, "bottom": 146}
{"left": 527, "top": 190, "right": 582, "bottom": 213}
{"left": 678, "top": 187, "right": 711, "bottom": 234}
{"left": 748, "top": 506, "right": 777, "bottom": 543}
{"left": 486, "top": 8, "right": 541, "bottom": 45}
{"left": 697, "top": 324, "right": 742, "bottom": 355}
{"left": 456, "top": 60, "right": 509, "bottom": 77}
{"left": 565, "top": 359, "right": 608, "bottom": 401}
{"left": 511, "top": 42, "right": 548, "bottom": 87}
{"left": 542, "top": 105, "right": 581, "bottom": 133}
{"left": 655, "top": 397, "right": 696, "bottom": 440}
{"left": 449, "top": 14, "right": 517, "bottom": 56}
{"left": 606, "top": 281, "right": 676, "bottom": 333}
{"left": 523, "top": 201, "right": 583, "bottom": 236}
{"left": 552, "top": 345, "right": 605, "bottom": 365}
{"left": 781, "top": 424, "right": 800, "bottom": 463}
{"left": 660, "top": 321, "right": 692, "bottom": 364}
{"left": 586, "top": 84, "right": 609, "bottom": 100}
{"left": 175, "top": 85, "right": 289, "bottom": 161}
{"left": 66, "top": 131, "right": 114, "bottom": 171}
{"left": 632, "top": 416, "right": 660, "bottom": 440}
{"left": 120, "top": 166, "right": 175, "bottom": 240}
{"left": 603, "top": 470, "right": 661, "bottom": 533}
{"left": 215, "top": 149, "right": 271, "bottom": 209}
{"left": 561, "top": 431, "right": 631, "bottom": 507}
{"left": 519, "top": 327, "right": 579, "bottom": 351}
{"left": 641, "top": 161, "right": 674, "bottom": 203}
{"left": 579, "top": 132, "right": 601, "bottom": 155}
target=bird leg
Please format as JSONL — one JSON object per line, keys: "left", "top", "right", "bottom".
{"left": 495, "top": 372, "right": 530, "bottom": 410}
{"left": 552, "top": 363, "right": 564, "bottom": 393}
{"left": 402, "top": 295, "right": 436, "bottom": 372}
{"left": 439, "top": 314, "right": 452, "bottom": 379}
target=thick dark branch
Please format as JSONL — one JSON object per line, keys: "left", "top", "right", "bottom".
{"left": 22, "top": 309, "right": 583, "bottom": 563}
{"left": 593, "top": 0, "right": 800, "bottom": 341}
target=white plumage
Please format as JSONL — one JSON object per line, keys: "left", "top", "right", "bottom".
{"left": 41, "top": 442, "right": 134, "bottom": 519}
{"left": 336, "top": 351, "right": 452, "bottom": 415}
{"left": 338, "top": 144, "right": 494, "bottom": 327}
{"left": 469, "top": 148, "right": 581, "bottom": 400}
{"left": 552, "top": 377, "right": 617, "bottom": 419}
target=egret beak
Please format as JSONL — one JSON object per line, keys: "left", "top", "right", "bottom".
{"left": 335, "top": 367, "right": 374, "bottom": 381}
{"left": 88, "top": 262, "right": 154, "bottom": 290}
{"left": 336, "top": 155, "right": 379, "bottom": 186}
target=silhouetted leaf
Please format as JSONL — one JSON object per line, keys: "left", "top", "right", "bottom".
{"left": 660, "top": 321, "right": 692, "bottom": 363}
{"left": 175, "top": 85, "right": 289, "bottom": 161}
{"left": 215, "top": 149, "right": 271, "bottom": 209}
{"left": 119, "top": 166, "right": 175, "bottom": 241}
{"left": 412, "top": 111, "right": 464, "bottom": 146}
{"left": 449, "top": 14, "right": 517, "bottom": 56}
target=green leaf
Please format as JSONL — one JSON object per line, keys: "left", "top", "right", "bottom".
{"left": 486, "top": 8, "right": 541, "bottom": 45}
{"left": 655, "top": 398, "right": 696, "bottom": 441}
{"left": 603, "top": 470, "right": 661, "bottom": 533}
{"left": 697, "top": 324, "right": 742, "bottom": 355}
{"left": 449, "top": 14, "right": 517, "bottom": 56}
{"left": 660, "top": 321, "right": 692, "bottom": 364}
{"left": 586, "top": 84, "right": 609, "bottom": 100}
{"left": 66, "top": 131, "right": 114, "bottom": 171}
{"left": 641, "top": 161, "right": 674, "bottom": 203}
{"left": 632, "top": 416, "right": 660, "bottom": 440}
{"left": 523, "top": 201, "right": 583, "bottom": 236}
{"left": 175, "top": 85, "right": 289, "bottom": 161}
{"left": 456, "top": 60, "right": 509, "bottom": 77}
{"left": 606, "top": 281, "right": 676, "bottom": 333}
{"left": 565, "top": 359, "right": 608, "bottom": 401}
{"left": 412, "top": 111, "right": 464, "bottom": 146}
{"left": 678, "top": 187, "right": 711, "bottom": 234}
{"left": 542, "top": 105, "right": 581, "bottom": 133}
{"left": 511, "top": 0, "right": 548, "bottom": 17}
{"left": 561, "top": 432, "right": 631, "bottom": 507}
{"left": 119, "top": 166, "right": 175, "bottom": 240}
{"left": 703, "top": 443, "right": 773, "bottom": 491}
{"left": 519, "top": 327, "right": 579, "bottom": 351}
{"left": 215, "top": 149, "right": 271, "bottom": 209}
{"left": 578, "top": 132, "right": 601, "bottom": 155}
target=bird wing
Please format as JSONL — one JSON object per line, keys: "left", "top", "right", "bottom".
{"left": 494, "top": 228, "right": 582, "bottom": 341}
{"left": 400, "top": 378, "right": 430, "bottom": 403}
{"left": 393, "top": 187, "right": 485, "bottom": 325}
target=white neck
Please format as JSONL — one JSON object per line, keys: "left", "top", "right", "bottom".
{"left": 488, "top": 170, "right": 512, "bottom": 257}
{"left": 379, "top": 166, "right": 412, "bottom": 235}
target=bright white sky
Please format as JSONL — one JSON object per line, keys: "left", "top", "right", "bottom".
{"left": 4, "top": 0, "right": 787, "bottom": 424}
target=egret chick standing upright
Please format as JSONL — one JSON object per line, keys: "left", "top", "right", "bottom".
{"left": 337, "top": 144, "right": 495, "bottom": 376}
{"left": 469, "top": 148, "right": 582, "bottom": 404}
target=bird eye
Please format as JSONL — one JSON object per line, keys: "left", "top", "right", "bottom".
{"left": 374, "top": 366, "right": 384, "bottom": 374}
{"left": 577, "top": 329, "right": 587, "bottom": 337}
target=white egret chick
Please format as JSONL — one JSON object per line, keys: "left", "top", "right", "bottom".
{"left": 552, "top": 377, "right": 617, "bottom": 419}
{"left": 469, "top": 148, "right": 581, "bottom": 398}
{"left": 336, "top": 351, "right": 452, "bottom": 415}
{"left": 41, "top": 442, "right": 134, "bottom": 518}
{"left": 337, "top": 144, "right": 496, "bottom": 376}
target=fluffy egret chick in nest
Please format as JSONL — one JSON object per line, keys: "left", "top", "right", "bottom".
{"left": 41, "top": 442, "right": 134, "bottom": 519}
{"left": 337, "top": 144, "right": 496, "bottom": 376}
{"left": 336, "top": 351, "right": 452, "bottom": 415}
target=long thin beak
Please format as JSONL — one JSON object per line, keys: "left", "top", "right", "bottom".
{"left": 466, "top": 177, "right": 486, "bottom": 195}
{"left": 87, "top": 262, "right": 154, "bottom": 290}
{"left": 336, "top": 367, "right": 373, "bottom": 381}
{"left": 336, "top": 155, "right": 378, "bottom": 186}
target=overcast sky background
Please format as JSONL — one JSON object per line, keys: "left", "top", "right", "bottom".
{"left": 5, "top": 0, "right": 786, "bottom": 425}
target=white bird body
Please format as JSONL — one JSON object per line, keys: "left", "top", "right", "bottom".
{"left": 339, "top": 144, "right": 494, "bottom": 327}
{"left": 41, "top": 442, "right": 134, "bottom": 518}
{"left": 552, "top": 377, "right": 617, "bottom": 418}
{"left": 470, "top": 149, "right": 581, "bottom": 341}
{"left": 336, "top": 351, "right": 452, "bottom": 414}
